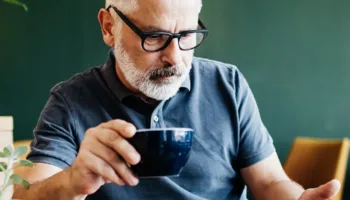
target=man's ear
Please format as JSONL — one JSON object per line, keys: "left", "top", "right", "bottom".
{"left": 98, "top": 9, "right": 115, "bottom": 47}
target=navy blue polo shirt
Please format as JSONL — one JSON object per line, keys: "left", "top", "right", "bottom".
{"left": 27, "top": 50, "right": 275, "bottom": 200}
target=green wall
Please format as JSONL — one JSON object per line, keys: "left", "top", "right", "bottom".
{"left": 1, "top": 0, "right": 349, "bottom": 198}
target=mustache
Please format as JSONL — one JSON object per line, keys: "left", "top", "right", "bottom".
{"left": 149, "top": 65, "right": 183, "bottom": 80}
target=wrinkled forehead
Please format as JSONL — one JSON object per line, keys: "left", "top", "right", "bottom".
{"left": 133, "top": 0, "right": 202, "bottom": 31}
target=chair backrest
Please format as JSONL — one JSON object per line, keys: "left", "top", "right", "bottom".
{"left": 284, "top": 137, "right": 350, "bottom": 200}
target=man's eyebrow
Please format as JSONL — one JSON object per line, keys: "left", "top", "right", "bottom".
{"left": 142, "top": 25, "right": 169, "bottom": 32}
{"left": 142, "top": 25, "right": 199, "bottom": 33}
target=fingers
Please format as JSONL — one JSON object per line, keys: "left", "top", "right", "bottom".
{"left": 316, "top": 179, "right": 341, "bottom": 199}
{"left": 80, "top": 150, "right": 126, "bottom": 186}
{"left": 86, "top": 138, "right": 139, "bottom": 186}
{"left": 81, "top": 119, "right": 140, "bottom": 187}
{"left": 100, "top": 119, "right": 137, "bottom": 138}
{"left": 93, "top": 126, "right": 141, "bottom": 165}
{"left": 299, "top": 179, "right": 341, "bottom": 200}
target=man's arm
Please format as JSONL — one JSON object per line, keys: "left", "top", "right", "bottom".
{"left": 13, "top": 163, "right": 86, "bottom": 200}
{"left": 240, "top": 152, "right": 340, "bottom": 200}
{"left": 240, "top": 153, "right": 304, "bottom": 199}
{"left": 13, "top": 120, "right": 141, "bottom": 200}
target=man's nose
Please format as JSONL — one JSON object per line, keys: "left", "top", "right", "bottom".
{"left": 160, "top": 39, "right": 182, "bottom": 66}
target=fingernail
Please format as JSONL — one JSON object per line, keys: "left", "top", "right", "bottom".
{"left": 125, "top": 126, "right": 136, "bottom": 135}
{"left": 129, "top": 152, "right": 140, "bottom": 163}
{"left": 130, "top": 176, "right": 139, "bottom": 186}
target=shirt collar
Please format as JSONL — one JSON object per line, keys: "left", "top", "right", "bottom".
{"left": 101, "top": 49, "right": 191, "bottom": 101}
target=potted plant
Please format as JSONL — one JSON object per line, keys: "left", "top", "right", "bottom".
{"left": 1, "top": 2, "right": 31, "bottom": 199}
{"left": 0, "top": 145, "right": 34, "bottom": 200}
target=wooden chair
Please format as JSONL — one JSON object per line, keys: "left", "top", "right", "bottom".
{"left": 284, "top": 137, "right": 350, "bottom": 200}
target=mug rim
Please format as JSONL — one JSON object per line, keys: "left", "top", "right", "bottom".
{"left": 136, "top": 128, "right": 193, "bottom": 132}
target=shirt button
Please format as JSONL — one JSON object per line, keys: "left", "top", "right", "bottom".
{"left": 153, "top": 116, "right": 159, "bottom": 123}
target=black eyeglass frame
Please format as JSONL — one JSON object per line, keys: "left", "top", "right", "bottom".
{"left": 106, "top": 5, "right": 209, "bottom": 52}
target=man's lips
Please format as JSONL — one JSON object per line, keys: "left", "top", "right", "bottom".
{"left": 150, "top": 72, "right": 181, "bottom": 81}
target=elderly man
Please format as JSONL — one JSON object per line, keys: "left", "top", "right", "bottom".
{"left": 14, "top": 0, "right": 340, "bottom": 199}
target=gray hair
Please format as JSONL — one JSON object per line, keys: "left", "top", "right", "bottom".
{"left": 105, "top": 0, "right": 139, "bottom": 14}
{"left": 106, "top": 0, "right": 203, "bottom": 15}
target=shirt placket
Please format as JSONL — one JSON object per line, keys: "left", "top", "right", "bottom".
{"left": 150, "top": 101, "right": 165, "bottom": 128}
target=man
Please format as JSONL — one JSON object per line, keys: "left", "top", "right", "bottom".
{"left": 14, "top": 0, "right": 341, "bottom": 199}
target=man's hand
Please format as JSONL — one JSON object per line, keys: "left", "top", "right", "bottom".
{"left": 298, "top": 179, "right": 341, "bottom": 200}
{"left": 68, "top": 119, "right": 141, "bottom": 196}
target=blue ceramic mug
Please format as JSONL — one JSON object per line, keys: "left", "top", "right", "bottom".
{"left": 128, "top": 128, "right": 193, "bottom": 178}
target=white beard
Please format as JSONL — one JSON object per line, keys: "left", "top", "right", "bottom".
{"left": 114, "top": 38, "right": 191, "bottom": 101}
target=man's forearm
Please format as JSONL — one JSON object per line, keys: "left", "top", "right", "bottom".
{"left": 13, "top": 168, "right": 86, "bottom": 200}
{"left": 262, "top": 179, "right": 304, "bottom": 200}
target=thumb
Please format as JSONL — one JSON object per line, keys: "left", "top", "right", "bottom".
{"left": 299, "top": 179, "right": 341, "bottom": 200}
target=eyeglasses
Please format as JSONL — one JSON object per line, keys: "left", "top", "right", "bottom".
{"left": 106, "top": 5, "right": 209, "bottom": 52}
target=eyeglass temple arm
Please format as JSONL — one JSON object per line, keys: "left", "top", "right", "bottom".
{"left": 107, "top": 5, "right": 207, "bottom": 31}
{"left": 198, "top": 19, "right": 207, "bottom": 30}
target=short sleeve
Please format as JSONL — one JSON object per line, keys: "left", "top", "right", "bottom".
{"left": 235, "top": 71, "right": 276, "bottom": 169}
{"left": 27, "top": 91, "right": 78, "bottom": 169}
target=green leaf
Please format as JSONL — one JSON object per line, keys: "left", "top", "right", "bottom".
{"left": 3, "top": 147, "right": 12, "bottom": 157}
{"left": 2, "top": 0, "right": 28, "bottom": 11}
{"left": 18, "top": 160, "right": 34, "bottom": 167}
{"left": 22, "top": 179, "right": 30, "bottom": 189}
{"left": 0, "top": 162, "right": 7, "bottom": 172}
{"left": 14, "top": 146, "right": 28, "bottom": 157}
{"left": 0, "top": 151, "right": 6, "bottom": 157}
{"left": 9, "top": 174, "right": 24, "bottom": 185}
